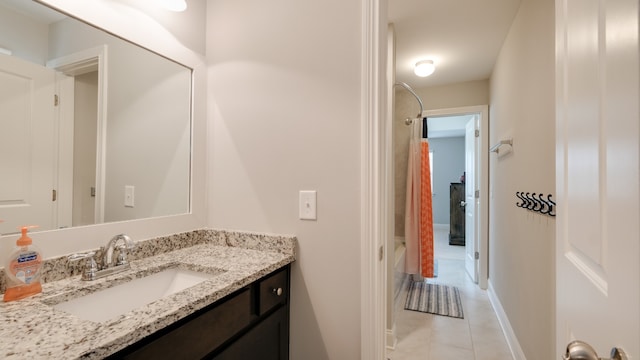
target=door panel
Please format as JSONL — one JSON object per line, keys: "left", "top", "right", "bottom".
{"left": 556, "top": 0, "right": 639, "bottom": 357}
{"left": 464, "top": 118, "right": 477, "bottom": 282}
{"left": 0, "top": 54, "right": 56, "bottom": 233}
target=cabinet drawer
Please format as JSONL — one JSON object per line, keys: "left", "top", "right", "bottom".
{"left": 258, "top": 268, "right": 288, "bottom": 315}
{"left": 121, "top": 288, "right": 251, "bottom": 360}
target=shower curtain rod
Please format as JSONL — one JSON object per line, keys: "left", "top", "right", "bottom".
{"left": 394, "top": 81, "right": 424, "bottom": 125}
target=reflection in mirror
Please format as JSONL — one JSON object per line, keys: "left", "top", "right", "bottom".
{"left": 0, "top": 0, "right": 192, "bottom": 235}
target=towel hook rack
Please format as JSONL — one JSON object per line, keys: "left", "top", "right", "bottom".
{"left": 515, "top": 191, "right": 555, "bottom": 217}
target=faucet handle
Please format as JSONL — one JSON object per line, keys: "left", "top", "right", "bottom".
{"left": 68, "top": 251, "right": 98, "bottom": 281}
{"left": 114, "top": 244, "right": 130, "bottom": 266}
{"left": 68, "top": 251, "right": 96, "bottom": 262}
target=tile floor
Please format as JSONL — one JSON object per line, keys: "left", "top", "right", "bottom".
{"left": 387, "top": 228, "right": 514, "bottom": 360}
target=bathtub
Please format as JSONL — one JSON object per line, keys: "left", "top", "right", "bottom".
{"left": 387, "top": 238, "right": 410, "bottom": 349}
{"left": 393, "top": 238, "right": 411, "bottom": 302}
{"left": 393, "top": 239, "right": 408, "bottom": 300}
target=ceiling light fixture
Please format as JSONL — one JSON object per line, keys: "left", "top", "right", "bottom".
{"left": 414, "top": 60, "right": 435, "bottom": 77}
{"left": 159, "top": 0, "right": 187, "bottom": 12}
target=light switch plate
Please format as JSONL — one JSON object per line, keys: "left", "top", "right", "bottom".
{"left": 299, "top": 190, "right": 317, "bottom": 220}
{"left": 124, "top": 185, "right": 135, "bottom": 207}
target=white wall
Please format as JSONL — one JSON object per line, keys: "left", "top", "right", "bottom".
{"left": 206, "top": 0, "right": 363, "bottom": 358}
{"left": 429, "top": 137, "right": 465, "bottom": 225}
{"left": 0, "top": 5, "right": 48, "bottom": 64}
{"left": 488, "top": 0, "right": 555, "bottom": 358}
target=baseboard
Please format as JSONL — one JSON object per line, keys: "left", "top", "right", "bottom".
{"left": 385, "top": 324, "right": 397, "bottom": 350}
{"left": 433, "top": 223, "right": 449, "bottom": 230}
{"left": 487, "top": 280, "right": 527, "bottom": 360}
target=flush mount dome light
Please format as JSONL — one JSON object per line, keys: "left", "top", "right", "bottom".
{"left": 159, "top": 0, "right": 187, "bottom": 11}
{"left": 414, "top": 60, "right": 435, "bottom": 77}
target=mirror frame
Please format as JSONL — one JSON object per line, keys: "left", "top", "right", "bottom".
{"left": 0, "top": 0, "right": 207, "bottom": 258}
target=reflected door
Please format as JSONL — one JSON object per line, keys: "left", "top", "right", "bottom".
{"left": 0, "top": 54, "right": 56, "bottom": 233}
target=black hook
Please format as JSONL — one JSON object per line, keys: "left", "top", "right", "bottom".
{"left": 531, "top": 193, "right": 542, "bottom": 212}
{"left": 522, "top": 192, "right": 530, "bottom": 209}
{"left": 524, "top": 193, "right": 536, "bottom": 210}
{"left": 515, "top": 192, "right": 524, "bottom": 207}
{"left": 537, "top": 193, "right": 548, "bottom": 214}
{"left": 547, "top": 194, "right": 556, "bottom": 217}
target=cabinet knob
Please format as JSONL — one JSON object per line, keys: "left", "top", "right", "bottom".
{"left": 272, "top": 287, "right": 283, "bottom": 296}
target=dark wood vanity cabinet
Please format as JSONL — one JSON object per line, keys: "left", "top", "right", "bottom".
{"left": 449, "top": 183, "right": 465, "bottom": 246}
{"left": 214, "top": 306, "right": 289, "bottom": 360}
{"left": 106, "top": 265, "right": 290, "bottom": 360}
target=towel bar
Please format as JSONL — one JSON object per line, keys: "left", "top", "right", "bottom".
{"left": 490, "top": 139, "right": 513, "bottom": 154}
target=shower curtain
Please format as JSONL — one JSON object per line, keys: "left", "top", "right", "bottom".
{"left": 404, "top": 120, "right": 422, "bottom": 275}
{"left": 404, "top": 120, "right": 435, "bottom": 278}
{"left": 420, "top": 139, "right": 434, "bottom": 278}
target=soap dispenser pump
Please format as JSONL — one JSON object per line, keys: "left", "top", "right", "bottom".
{"left": 3, "top": 226, "right": 43, "bottom": 302}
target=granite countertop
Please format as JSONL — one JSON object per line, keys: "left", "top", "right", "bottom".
{"left": 0, "top": 231, "right": 296, "bottom": 359}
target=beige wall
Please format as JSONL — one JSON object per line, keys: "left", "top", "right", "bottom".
{"left": 488, "top": 0, "right": 556, "bottom": 358}
{"left": 207, "top": 1, "right": 364, "bottom": 359}
{"left": 393, "top": 80, "right": 489, "bottom": 236}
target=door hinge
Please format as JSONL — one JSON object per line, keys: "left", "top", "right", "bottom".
{"left": 54, "top": 94, "right": 59, "bottom": 106}
{"left": 475, "top": 129, "right": 480, "bottom": 137}
{"left": 475, "top": 251, "right": 479, "bottom": 260}
{"left": 52, "top": 189, "right": 57, "bottom": 201}
{"left": 475, "top": 190, "right": 480, "bottom": 198}
{"left": 378, "top": 246, "right": 384, "bottom": 261}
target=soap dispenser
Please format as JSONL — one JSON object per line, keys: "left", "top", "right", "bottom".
{"left": 3, "top": 226, "right": 43, "bottom": 302}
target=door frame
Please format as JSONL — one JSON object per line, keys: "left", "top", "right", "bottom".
{"left": 423, "top": 106, "right": 489, "bottom": 289}
{"left": 360, "top": 0, "right": 388, "bottom": 358}
{"left": 360, "top": 1, "right": 490, "bottom": 354}
{"left": 47, "top": 45, "right": 108, "bottom": 225}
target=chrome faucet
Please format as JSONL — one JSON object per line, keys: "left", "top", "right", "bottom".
{"left": 68, "top": 234, "right": 136, "bottom": 281}
{"left": 103, "top": 234, "right": 135, "bottom": 268}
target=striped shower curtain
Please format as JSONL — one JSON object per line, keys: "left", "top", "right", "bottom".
{"left": 404, "top": 120, "right": 435, "bottom": 278}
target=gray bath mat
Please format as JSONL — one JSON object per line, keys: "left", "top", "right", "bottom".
{"left": 404, "top": 282, "right": 464, "bottom": 319}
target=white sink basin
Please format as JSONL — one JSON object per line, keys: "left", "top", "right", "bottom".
{"left": 51, "top": 267, "right": 218, "bottom": 323}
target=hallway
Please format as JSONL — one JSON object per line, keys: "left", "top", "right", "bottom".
{"left": 387, "top": 228, "right": 513, "bottom": 360}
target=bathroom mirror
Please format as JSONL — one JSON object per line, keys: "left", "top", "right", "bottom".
{"left": 0, "top": 0, "right": 192, "bottom": 235}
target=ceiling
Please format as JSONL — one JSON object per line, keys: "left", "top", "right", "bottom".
{"left": 389, "top": 0, "right": 522, "bottom": 89}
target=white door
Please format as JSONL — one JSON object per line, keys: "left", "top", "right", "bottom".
{"left": 0, "top": 54, "right": 56, "bottom": 234}
{"left": 556, "top": 0, "right": 639, "bottom": 358}
{"left": 464, "top": 117, "right": 477, "bottom": 283}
